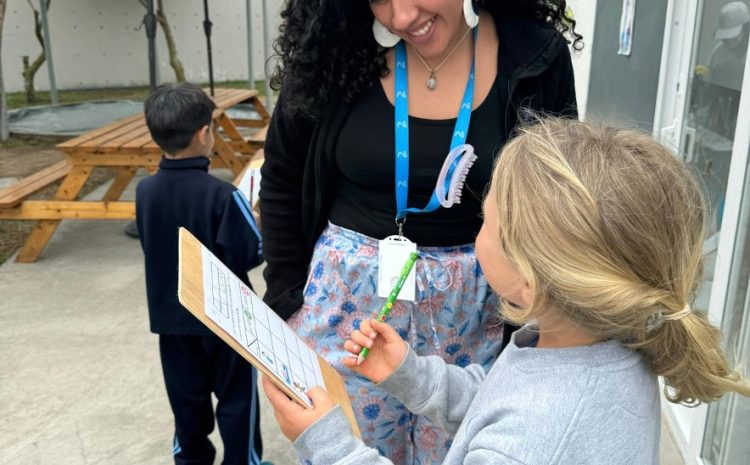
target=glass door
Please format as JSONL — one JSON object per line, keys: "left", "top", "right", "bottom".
{"left": 655, "top": 1, "right": 750, "bottom": 460}
{"left": 687, "top": 2, "right": 750, "bottom": 464}
{"left": 679, "top": 0, "right": 748, "bottom": 314}
{"left": 701, "top": 145, "right": 750, "bottom": 465}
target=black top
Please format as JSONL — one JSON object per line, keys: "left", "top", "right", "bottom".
{"left": 329, "top": 75, "right": 505, "bottom": 245}
{"left": 136, "top": 156, "right": 262, "bottom": 335}
{"left": 260, "top": 15, "right": 579, "bottom": 319}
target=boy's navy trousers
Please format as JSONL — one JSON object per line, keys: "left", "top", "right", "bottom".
{"left": 159, "top": 334, "right": 263, "bottom": 465}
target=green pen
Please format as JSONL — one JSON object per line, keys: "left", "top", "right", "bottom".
{"left": 357, "top": 251, "right": 419, "bottom": 365}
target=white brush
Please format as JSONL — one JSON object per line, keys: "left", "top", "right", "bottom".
{"left": 435, "top": 144, "right": 478, "bottom": 208}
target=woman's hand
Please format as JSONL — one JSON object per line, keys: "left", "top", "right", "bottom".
{"left": 342, "top": 319, "right": 408, "bottom": 383}
{"left": 262, "top": 376, "right": 336, "bottom": 442}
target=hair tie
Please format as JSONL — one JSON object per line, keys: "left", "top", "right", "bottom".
{"left": 663, "top": 304, "right": 692, "bottom": 321}
{"left": 646, "top": 304, "right": 692, "bottom": 333}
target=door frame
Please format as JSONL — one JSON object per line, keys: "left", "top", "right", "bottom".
{"left": 653, "top": 0, "right": 700, "bottom": 151}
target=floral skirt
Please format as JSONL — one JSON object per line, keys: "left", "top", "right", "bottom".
{"left": 289, "top": 223, "right": 504, "bottom": 465}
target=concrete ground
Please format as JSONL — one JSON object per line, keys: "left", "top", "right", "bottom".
{"left": 0, "top": 170, "right": 685, "bottom": 465}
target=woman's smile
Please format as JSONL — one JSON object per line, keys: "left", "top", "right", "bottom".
{"left": 408, "top": 15, "right": 436, "bottom": 37}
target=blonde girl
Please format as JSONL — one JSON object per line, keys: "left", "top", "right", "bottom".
{"left": 263, "top": 118, "right": 750, "bottom": 465}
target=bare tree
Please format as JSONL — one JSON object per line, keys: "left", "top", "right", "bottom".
{"left": 139, "top": 0, "right": 186, "bottom": 82}
{"left": 1, "top": 0, "right": 8, "bottom": 139}
{"left": 21, "top": 0, "right": 51, "bottom": 103}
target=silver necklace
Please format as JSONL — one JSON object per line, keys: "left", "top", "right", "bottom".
{"left": 411, "top": 26, "right": 473, "bottom": 90}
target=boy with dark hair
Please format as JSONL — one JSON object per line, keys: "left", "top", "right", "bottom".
{"left": 136, "top": 82, "right": 265, "bottom": 465}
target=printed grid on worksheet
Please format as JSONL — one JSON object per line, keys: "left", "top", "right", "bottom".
{"left": 210, "top": 262, "right": 232, "bottom": 319}
{"left": 208, "top": 260, "right": 325, "bottom": 404}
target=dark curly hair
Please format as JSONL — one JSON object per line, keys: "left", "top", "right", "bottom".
{"left": 271, "top": 0, "right": 583, "bottom": 120}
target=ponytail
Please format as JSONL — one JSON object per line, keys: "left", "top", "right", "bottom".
{"left": 631, "top": 309, "right": 750, "bottom": 404}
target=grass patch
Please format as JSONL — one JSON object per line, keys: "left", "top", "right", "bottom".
{"left": 6, "top": 79, "right": 269, "bottom": 110}
{"left": 0, "top": 135, "right": 54, "bottom": 150}
{"left": 7, "top": 88, "right": 150, "bottom": 110}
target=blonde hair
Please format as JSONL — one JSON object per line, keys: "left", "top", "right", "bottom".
{"left": 493, "top": 117, "right": 750, "bottom": 405}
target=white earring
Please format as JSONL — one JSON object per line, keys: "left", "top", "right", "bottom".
{"left": 373, "top": 19, "right": 401, "bottom": 47}
{"left": 463, "top": 0, "right": 479, "bottom": 28}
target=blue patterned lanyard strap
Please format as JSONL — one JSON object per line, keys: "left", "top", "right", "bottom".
{"left": 394, "top": 27, "right": 478, "bottom": 222}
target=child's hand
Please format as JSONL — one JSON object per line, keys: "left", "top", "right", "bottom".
{"left": 262, "top": 376, "right": 336, "bottom": 442}
{"left": 342, "top": 319, "right": 407, "bottom": 383}
{"left": 251, "top": 202, "right": 261, "bottom": 229}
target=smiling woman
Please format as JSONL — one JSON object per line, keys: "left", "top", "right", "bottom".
{"left": 270, "top": 0, "right": 581, "bottom": 120}
{"left": 260, "top": 1, "right": 581, "bottom": 463}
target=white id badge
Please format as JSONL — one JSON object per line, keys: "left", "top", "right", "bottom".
{"left": 378, "top": 235, "right": 417, "bottom": 301}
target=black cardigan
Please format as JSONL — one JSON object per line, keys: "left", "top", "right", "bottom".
{"left": 260, "top": 16, "right": 578, "bottom": 320}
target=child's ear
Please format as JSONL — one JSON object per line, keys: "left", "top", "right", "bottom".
{"left": 519, "top": 280, "right": 534, "bottom": 309}
{"left": 197, "top": 124, "right": 211, "bottom": 144}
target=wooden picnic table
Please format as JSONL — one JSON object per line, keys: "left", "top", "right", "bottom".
{"left": 0, "top": 87, "right": 269, "bottom": 263}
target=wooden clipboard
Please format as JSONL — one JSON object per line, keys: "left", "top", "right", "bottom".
{"left": 177, "top": 227, "right": 361, "bottom": 437}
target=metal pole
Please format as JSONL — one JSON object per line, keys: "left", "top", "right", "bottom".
{"left": 38, "top": 0, "right": 58, "bottom": 104}
{"left": 246, "top": 0, "right": 254, "bottom": 89}
{"left": 0, "top": 0, "right": 8, "bottom": 140}
{"left": 1, "top": 59, "right": 8, "bottom": 141}
{"left": 262, "top": 0, "right": 272, "bottom": 110}
{"left": 203, "top": 0, "right": 215, "bottom": 96}
{"left": 145, "top": 0, "right": 157, "bottom": 91}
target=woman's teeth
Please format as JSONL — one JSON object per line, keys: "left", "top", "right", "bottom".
{"left": 410, "top": 18, "right": 434, "bottom": 37}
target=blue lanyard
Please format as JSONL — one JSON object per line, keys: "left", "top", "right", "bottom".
{"left": 394, "top": 27, "right": 477, "bottom": 222}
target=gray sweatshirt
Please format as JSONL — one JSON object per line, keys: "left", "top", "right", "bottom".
{"left": 294, "top": 324, "right": 661, "bottom": 465}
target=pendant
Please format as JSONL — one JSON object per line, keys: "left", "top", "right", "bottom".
{"left": 426, "top": 73, "right": 437, "bottom": 90}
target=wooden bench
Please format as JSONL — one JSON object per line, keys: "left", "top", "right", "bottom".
{"left": 0, "top": 88, "right": 270, "bottom": 263}
{"left": 0, "top": 161, "right": 72, "bottom": 208}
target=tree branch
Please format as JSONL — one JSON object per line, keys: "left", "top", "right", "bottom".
{"left": 21, "top": 0, "right": 51, "bottom": 102}
{"left": 155, "top": 0, "right": 186, "bottom": 81}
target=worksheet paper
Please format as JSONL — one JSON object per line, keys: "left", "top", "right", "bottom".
{"left": 200, "top": 245, "right": 325, "bottom": 406}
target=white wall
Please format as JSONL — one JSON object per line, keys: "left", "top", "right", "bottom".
{"left": 566, "top": 0, "right": 598, "bottom": 120}
{"left": 2, "top": 0, "right": 599, "bottom": 106}
{"left": 1, "top": 0, "right": 284, "bottom": 93}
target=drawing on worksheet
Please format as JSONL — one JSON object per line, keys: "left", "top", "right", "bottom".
{"left": 202, "top": 247, "right": 325, "bottom": 406}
